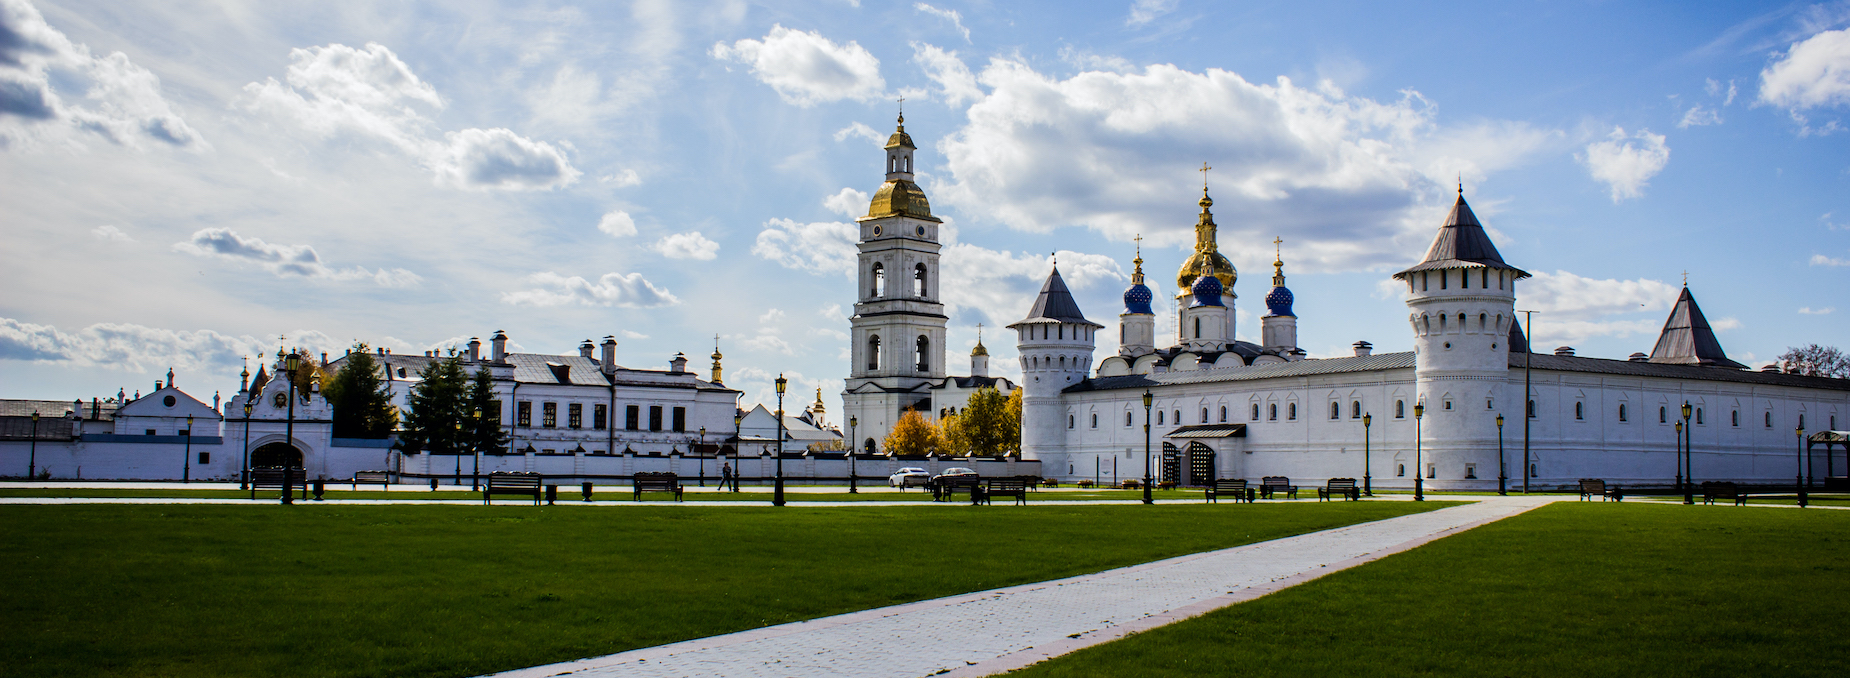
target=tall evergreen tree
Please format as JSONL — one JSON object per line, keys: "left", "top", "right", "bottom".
{"left": 324, "top": 343, "right": 399, "bottom": 438}
{"left": 402, "top": 357, "right": 469, "bottom": 455}
{"left": 465, "top": 366, "right": 510, "bottom": 455}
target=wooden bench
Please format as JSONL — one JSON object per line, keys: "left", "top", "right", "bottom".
{"left": 1318, "top": 478, "right": 1360, "bottom": 502}
{"left": 979, "top": 477, "right": 1031, "bottom": 506}
{"left": 1205, "top": 478, "right": 1252, "bottom": 503}
{"left": 249, "top": 466, "right": 304, "bottom": 500}
{"left": 933, "top": 476, "right": 982, "bottom": 502}
{"left": 483, "top": 471, "right": 543, "bottom": 505}
{"left": 1701, "top": 481, "right": 1747, "bottom": 506}
{"left": 1260, "top": 476, "right": 1299, "bottom": 500}
{"left": 1578, "top": 478, "right": 1622, "bottom": 502}
{"left": 350, "top": 470, "right": 392, "bottom": 491}
{"left": 632, "top": 472, "right": 684, "bottom": 502}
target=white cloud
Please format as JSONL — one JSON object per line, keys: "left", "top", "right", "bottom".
{"left": 90, "top": 225, "right": 134, "bottom": 243}
{"left": 940, "top": 245, "right": 1124, "bottom": 327}
{"left": 822, "top": 187, "right": 870, "bottom": 218}
{"left": 1759, "top": 28, "right": 1850, "bottom": 116}
{"left": 1058, "top": 46, "right": 1135, "bottom": 74}
{"left": 1799, "top": 306, "right": 1835, "bottom": 314}
{"left": 1678, "top": 105, "right": 1722, "bottom": 128}
{"left": 833, "top": 121, "right": 883, "bottom": 146}
{"left": 911, "top": 42, "right": 982, "bottom": 106}
{"left": 758, "top": 308, "right": 786, "bottom": 324}
{"left": 1512, "top": 270, "right": 1682, "bottom": 347}
{"left": 0, "top": 316, "right": 331, "bottom": 374}
{"left": 600, "top": 169, "right": 642, "bottom": 186}
{"left": 914, "top": 4, "right": 971, "bottom": 43}
{"left": 597, "top": 210, "right": 638, "bottom": 237}
{"left": 173, "top": 228, "right": 420, "bottom": 287}
{"left": 1579, "top": 126, "right": 1669, "bottom": 202}
{"left": 1705, "top": 77, "right": 1738, "bottom": 105}
{"left": 711, "top": 25, "right": 885, "bottom": 106}
{"left": 237, "top": 42, "right": 578, "bottom": 190}
{"left": 654, "top": 231, "right": 719, "bottom": 260}
{"left": 621, "top": 330, "right": 649, "bottom": 339}
{"left": 0, "top": 0, "right": 203, "bottom": 149}
{"left": 934, "top": 61, "right": 1557, "bottom": 272}
{"left": 1812, "top": 253, "right": 1850, "bottom": 266}
{"left": 753, "top": 217, "right": 859, "bottom": 274}
{"left": 500, "top": 271, "right": 679, "bottom": 307}
{"left": 1127, "top": 0, "right": 1180, "bottom": 26}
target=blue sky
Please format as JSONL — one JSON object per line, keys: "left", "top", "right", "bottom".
{"left": 2, "top": 0, "right": 1847, "bottom": 415}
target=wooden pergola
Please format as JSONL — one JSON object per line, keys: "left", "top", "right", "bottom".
{"left": 1808, "top": 431, "right": 1849, "bottom": 491}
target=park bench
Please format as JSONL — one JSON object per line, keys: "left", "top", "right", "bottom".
{"left": 1260, "top": 476, "right": 1299, "bottom": 500}
{"left": 249, "top": 466, "right": 304, "bottom": 500}
{"left": 1041, "top": 478, "right": 1060, "bottom": 488}
{"left": 1318, "top": 478, "right": 1360, "bottom": 502}
{"left": 1701, "top": 481, "right": 1748, "bottom": 506}
{"left": 483, "top": 471, "right": 543, "bottom": 505}
{"left": 350, "top": 470, "right": 392, "bottom": 491}
{"left": 632, "top": 472, "right": 684, "bottom": 502}
{"left": 933, "top": 476, "right": 982, "bottom": 502}
{"left": 979, "top": 477, "right": 1031, "bottom": 506}
{"left": 1205, "top": 478, "right": 1252, "bottom": 503}
{"left": 1577, "top": 478, "right": 1623, "bottom": 502}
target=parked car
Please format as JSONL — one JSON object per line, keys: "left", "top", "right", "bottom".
{"left": 930, "top": 467, "right": 978, "bottom": 483}
{"left": 889, "top": 467, "right": 931, "bottom": 488}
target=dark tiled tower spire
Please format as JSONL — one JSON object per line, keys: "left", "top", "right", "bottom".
{"left": 1648, "top": 286, "right": 1745, "bottom": 369}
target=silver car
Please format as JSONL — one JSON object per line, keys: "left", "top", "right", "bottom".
{"left": 889, "top": 467, "right": 930, "bottom": 489}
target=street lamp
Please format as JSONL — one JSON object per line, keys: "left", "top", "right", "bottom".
{"left": 453, "top": 421, "right": 463, "bottom": 487}
{"left": 183, "top": 415, "right": 194, "bottom": 483}
{"left": 1142, "top": 390, "right": 1154, "bottom": 505}
{"left": 1797, "top": 425, "right": 1808, "bottom": 508}
{"left": 471, "top": 409, "right": 482, "bottom": 491}
{"left": 1412, "top": 401, "right": 1425, "bottom": 502}
{"left": 1362, "top": 413, "right": 1372, "bottom": 496}
{"left": 1674, "top": 420, "right": 1684, "bottom": 499}
{"left": 240, "top": 402, "right": 253, "bottom": 490}
{"left": 282, "top": 351, "right": 300, "bottom": 505}
{"left": 733, "top": 412, "right": 743, "bottom": 493}
{"left": 698, "top": 426, "right": 707, "bottom": 487}
{"left": 1496, "top": 413, "right": 1506, "bottom": 496}
{"left": 774, "top": 374, "right": 787, "bottom": 507}
{"left": 27, "top": 411, "right": 39, "bottom": 480}
{"left": 1681, "top": 401, "right": 1694, "bottom": 505}
{"left": 849, "top": 416, "right": 858, "bottom": 494}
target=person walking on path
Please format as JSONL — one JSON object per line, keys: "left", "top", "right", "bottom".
{"left": 720, "top": 463, "right": 734, "bottom": 492}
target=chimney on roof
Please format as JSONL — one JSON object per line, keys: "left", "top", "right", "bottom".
{"left": 1554, "top": 346, "right": 1575, "bottom": 357}
{"left": 1353, "top": 341, "right": 1373, "bottom": 357}
{"left": 491, "top": 331, "right": 508, "bottom": 362}
{"left": 1629, "top": 352, "right": 1649, "bottom": 362}
{"left": 670, "top": 352, "right": 688, "bottom": 374}
{"left": 1762, "top": 364, "right": 1781, "bottom": 373}
{"left": 155, "top": 380, "right": 164, "bottom": 391}
{"left": 467, "top": 338, "right": 480, "bottom": 362}
{"left": 377, "top": 346, "right": 384, "bottom": 355}
{"left": 579, "top": 340, "right": 595, "bottom": 359}
{"left": 601, "top": 336, "right": 618, "bottom": 375}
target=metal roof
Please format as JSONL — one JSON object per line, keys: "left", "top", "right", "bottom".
{"left": 1395, "top": 194, "right": 1529, "bottom": 279}
{"left": 1647, "top": 287, "right": 1746, "bottom": 369}
{"left": 1012, "top": 266, "right": 1101, "bottom": 327}
{"left": 1067, "top": 352, "right": 1418, "bottom": 393}
{"left": 1512, "top": 352, "right": 1850, "bottom": 390}
{"left": 1165, "top": 423, "right": 1247, "bottom": 438}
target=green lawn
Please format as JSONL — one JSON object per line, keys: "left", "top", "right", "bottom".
{"left": 1008, "top": 502, "right": 1850, "bottom": 677}
{"left": 0, "top": 501, "right": 1446, "bottom": 677}
{"left": 0, "top": 487, "right": 1224, "bottom": 502}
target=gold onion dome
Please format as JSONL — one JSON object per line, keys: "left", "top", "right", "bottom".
{"left": 866, "top": 180, "right": 938, "bottom": 221}
{"left": 1175, "top": 188, "right": 1236, "bottom": 290}
{"left": 971, "top": 339, "right": 988, "bottom": 356}
{"left": 886, "top": 116, "right": 916, "bottom": 149}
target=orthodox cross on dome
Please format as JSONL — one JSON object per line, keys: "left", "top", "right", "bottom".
{"left": 897, "top": 96, "right": 905, "bottom": 125}
{"left": 1199, "top": 162, "right": 1212, "bottom": 191}
{"left": 1273, "top": 236, "right": 1283, "bottom": 261}
{"left": 1682, "top": 270, "right": 1688, "bottom": 287}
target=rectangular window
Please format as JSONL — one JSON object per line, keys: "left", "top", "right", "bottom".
{"left": 594, "top": 404, "right": 608, "bottom": 430}
{"left": 649, "top": 405, "right": 663, "bottom": 431}
{"left": 672, "top": 406, "right": 686, "bottom": 432}
{"left": 1426, "top": 463, "right": 1436, "bottom": 479}
{"left": 626, "top": 405, "right": 640, "bottom": 430}
{"left": 517, "top": 402, "right": 532, "bottom": 427}
{"left": 146, "top": 429, "right": 156, "bottom": 436}
{"left": 486, "top": 400, "right": 502, "bottom": 427}
{"left": 542, "top": 402, "right": 558, "bottom": 428}
{"left": 568, "top": 403, "right": 583, "bottom": 429}
{"left": 1465, "top": 463, "right": 1476, "bottom": 479}
{"left": 198, "top": 452, "right": 210, "bottom": 464}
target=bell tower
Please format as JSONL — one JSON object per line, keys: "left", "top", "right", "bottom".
{"left": 842, "top": 113, "right": 949, "bottom": 452}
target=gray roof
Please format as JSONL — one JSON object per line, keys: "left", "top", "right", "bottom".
{"left": 507, "top": 354, "right": 613, "bottom": 386}
{"left": 1012, "top": 266, "right": 1101, "bottom": 327}
{"left": 1166, "top": 423, "right": 1247, "bottom": 438}
{"left": 0, "top": 415, "right": 76, "bottom": 440}
{"left": 0, "top": 399, "right": 99, "bottom": 418}
{"left": 1508, "top": 316, "right": 1529, "bottom": 354}
{"left": 1647, "top": 287, "right": 1746, "bottom": 369}
{"left": 1513, "top": 352, "right": 1848, "bottom": 390}
{"left": 1067, "top": 352, "right": 1418, "bottom": 393}
{"left": 1396, "top": 194, "right": 1529, "bottom": 279}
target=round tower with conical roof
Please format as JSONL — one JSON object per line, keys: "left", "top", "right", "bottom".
{"left": 1391, "top": 188, "right": 1529, "bottom": 490}
{"left": 1009, "top": 263, "right": 1102, "bottom": 463}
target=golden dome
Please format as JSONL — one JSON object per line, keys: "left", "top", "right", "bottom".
{"left": 971, "top": 340, "right": 988, "bottom": 357}
{"left": 866, "top": 180, "right": 941, "bottom": 222}
{"left": 1175, "top": 187, "right": 1236, "bottom": 290}
{"left": 886, "top": 114, "right": 916, "bottom": 149}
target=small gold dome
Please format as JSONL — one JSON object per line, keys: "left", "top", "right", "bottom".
{"left": 866, "top": 180, "right": 940, "bottom": 221}
{"left": 1176, "top": 252, "right": 1237, "bottom": 290}
{"left": 971, "top": 340, "right": 988, "bottom": 357}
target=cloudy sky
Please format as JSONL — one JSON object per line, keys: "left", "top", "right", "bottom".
{"left": 3, "top": 0, "right": 1848, "bottom": 414}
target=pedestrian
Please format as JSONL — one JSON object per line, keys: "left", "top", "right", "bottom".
{"left": 720, "top": 462, "right": 734, "bottom": 492}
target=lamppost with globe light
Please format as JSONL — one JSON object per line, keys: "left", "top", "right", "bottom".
{"left": 1413, "top": 401, "right": 1425, "bottom": 501}
{"left": 1797, "top": 425, "right": 1809, "bottom": 508}
{"left": 1362, "top": 413, "right": 1372, "bottom": 496}
{"left": 471, "top": 409, "right": 482, "bottom": 491}
{"left": 698, "top": 426, "right": 707, "bottom": 487}
{"left": 1682, "top": 401, "right": 1694, "bottom": 505}
{"left": 1496, "top": 414, "right": 1506, "bottom": 496}
{"left": 1142, "top": 390, "right": 1154, "bottom": 505}
{"left": 774, "top": 374, "right": 787, "bottom": 507}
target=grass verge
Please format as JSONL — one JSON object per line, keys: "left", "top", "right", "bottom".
{"left": 0, "top": 501, "right": 1448, "bottom": 677}
{"left": 1007, "top": 501, "right": 1850, "bottom": 677}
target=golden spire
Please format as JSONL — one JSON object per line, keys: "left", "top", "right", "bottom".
{"left": 710, "top": 334, "right": 724, "bottom": 384}
{"left": 812, "top": 387, "right": 825, "bottom": 414}
{"left": 972, "top": 323, "right": 989, "bottom": 356}
{"left": 1131, "top": 234, "right": 1145, "bottom": 285}
{"left": 1272, "top": 236, "right": 1287, "bottom": 287}
{"left": 1177, "top": 163, "right": 1235, "bottom": 290}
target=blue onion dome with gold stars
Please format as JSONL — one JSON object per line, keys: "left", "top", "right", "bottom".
{"left": 1190, "top": 261, "right": 1224, "bottom": 307}
{"left": 1264, "top": 248, "right": 1294, "bottom": 317}
{"left": 1122, "top": 240, "right": 1154, "bottom": 314}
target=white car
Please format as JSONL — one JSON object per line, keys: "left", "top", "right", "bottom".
{"left": 889, "top": 467, "right": 931, "bottom": 489}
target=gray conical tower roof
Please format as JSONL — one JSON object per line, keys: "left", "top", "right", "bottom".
{"left": 1011, "top": 265, "right": 1102, "bottom": 328}
{"left": 1648, "top": 286, "right": 1745, "bottom": 369}
{"left": 1508, "top": 315, "right": 1529, "bottom": 354}
{"left": 1395, "top": 193, "right": 1530, "bottom": 279}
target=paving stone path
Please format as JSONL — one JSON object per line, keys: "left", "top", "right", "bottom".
{"left": 486, "top": 496, "right": 1562, "bottom": 678}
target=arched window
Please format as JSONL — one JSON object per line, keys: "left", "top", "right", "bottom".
{"left": 1439, "top": 314, "right": 1447, "bottom": 332}
{"left": 1395, "top": 400, "right": 1405, "bottom": 418}
{"left": 1269, "top": 403, "right": 1278, "bottom": 420}
{"left": 1697, "top": 408, "right": 1704, "bottom": 425}
{"left": 870, "top": 262, "right": 885, "bottom": 298}
{"left": 1619, "top": 404, "right": 1628, "bottom": 422}
{"left": 1220, "top": 406, "right": 1228, "bottom": 422}
{"left": 914, "top": 264, "right": 928, "bottom": 297}
{"left": 1201, "top": 407, "right": 1208, "bottom": 423}
{"left": 1352, "top": 401, "right": 1361, "bottom": 418}
{"left": 1732, "top": 410, "right": 1739, "bottom": 427}
{"left": 1174, "top": 409, "right": 1180, "bottom": 424}
{"left": 1288, "top": 403, "right": 1297, "bottom": 420}
{"left": 1766, "top": 411, "right": 1772, "bottom": 428}
{"left": 867, "top": 335, "right": 881, "bottom": 370}
{"left": 1194, "top": 317, "right": 1201, "bottom": 338}
{"left": 1528, "top": 399, "right": 1536, "bottom": 418}
{"left": 916, "top": 336, "right": 930, "bottom": 372}
{"left": 1157, "top": 410, "right": 1164, "bottom": 425}
{"left": 1330, "top": 402, "right": 1340, "bottom": 420}
{"left": 1575, "top": 402, "right": 1583, "bottom": 420}
{"left": 1091, "top": 413, "right": 1098, "bottom": 428}
{"left": 1059, "top": 355, "right": 1066, "bottom": 368}
{"left": 1251, "top": 404, "right": 1260, "bottom": 420}
{"left": 1479, "top": 313, "right": 1487, "bottom": 331}
{"left": 1125, "top": 411, "right": 1133, "bottom": 426}
{"left": 1068, "top": 415, "right": 1074, "bottom": 429}
{"left": 1660, "top": 406, "right": 1667, "bottom": 423}
{"left": 1397, "top": 463, "right": 1406, "bottom": 477}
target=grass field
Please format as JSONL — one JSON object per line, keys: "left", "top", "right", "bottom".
{"left": 0, "top": 501, "right": 1445, "bottom": 677}
{"left": 1007, "top": 502, "right": 1850, "bottom": 677}
{"left": 0, "top": 487, "right": 1227, "bottom": 502}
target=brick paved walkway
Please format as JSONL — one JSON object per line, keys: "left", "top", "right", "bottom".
{"left": 486, "top": 496, "right": 1562, "bottom": 678}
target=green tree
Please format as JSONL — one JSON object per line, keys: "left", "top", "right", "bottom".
{"left": 1001, "top": 387, "right": 1023, "bottom": 456}
{"left": 936, "top": 412, "right": 970, "bottom": 457}
{"left": 464, "top": 366, "right": 510, "bottom": 455}
{"left": 956, "top": 387, "right": 1014, "bottom": 457}
{"left": 323, "top": 343, "right": 399, "bottom": 438}
{"left": 401, "top": 357, "right": 469, "bottom": 455}
{"left": 884, "top": 408, "right": 941, "bottom": 457}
